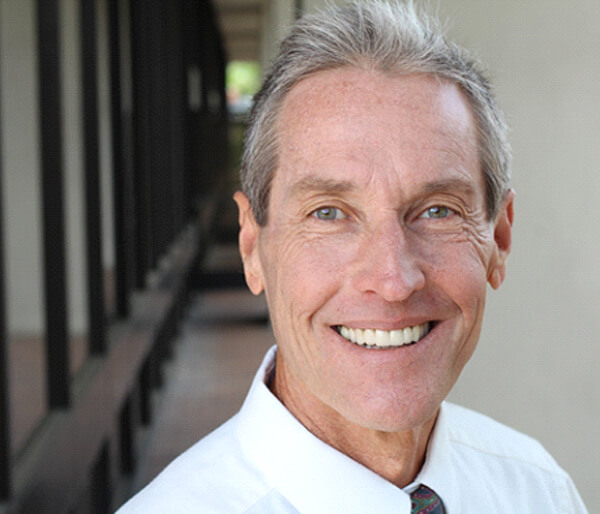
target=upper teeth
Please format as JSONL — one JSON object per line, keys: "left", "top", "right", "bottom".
{"left": 337, "top": 323, "right": 430, "bottom": 348}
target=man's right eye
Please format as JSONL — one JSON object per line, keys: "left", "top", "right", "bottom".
{"left": 312, "top": 207, "right": 346, "bottom": 220}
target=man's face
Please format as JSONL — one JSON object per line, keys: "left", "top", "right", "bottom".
{"left": 236, "top": 68, "right": 513, "bottom": 433}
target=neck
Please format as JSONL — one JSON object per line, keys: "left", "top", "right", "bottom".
{"left": 270, "top": 357, "right": 437, "bottom": 488}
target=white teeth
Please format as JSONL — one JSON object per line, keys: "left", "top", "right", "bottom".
{"left": 375, "top": 329, "right": 387, "bottom": 346}
{"left": 390, "top": 329, "right": 403, "bottom": 346}
{"left": 356, "top": 328, "right": 366, "bottom": 345}
{"left": 336, "top": 323, "right": 431, "bottom": 348}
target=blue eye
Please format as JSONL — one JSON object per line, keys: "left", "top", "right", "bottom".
{"left": 313, "top": 207, "right": 346, "bottom": 220}
{"left": 420, "top": 206, "right": 453, "bottom": 219}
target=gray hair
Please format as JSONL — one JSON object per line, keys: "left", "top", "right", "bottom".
{"left": 241, "top": 0, "right": 511, "bottom": 225}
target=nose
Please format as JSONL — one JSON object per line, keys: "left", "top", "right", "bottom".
{"left": 351, "top": 219, "right": 426, "bottom": 302}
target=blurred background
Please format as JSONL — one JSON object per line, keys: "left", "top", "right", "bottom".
{"left": 0, "top": 0, "right": 597, "bottom": 512}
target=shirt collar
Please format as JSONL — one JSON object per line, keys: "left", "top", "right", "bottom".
{"left": 411, "top": 402, "right": 459, "bottom": 510}
{"left": 235, "top": 346, "right": 455, "bottom": 513}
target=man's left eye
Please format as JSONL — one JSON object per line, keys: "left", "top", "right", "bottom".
{"left": 419, "top": 206, "right": 454, "bottom": 219}
{"left": 312, "top": 207, "right": 346, "bottom": 220}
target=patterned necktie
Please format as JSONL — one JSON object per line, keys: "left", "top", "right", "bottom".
{"left": 410, "top": 484, "right": 446, "bottom": 514}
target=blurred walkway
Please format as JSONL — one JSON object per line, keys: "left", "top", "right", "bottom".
{"left": 127, "top": 288, "right": 274, "bottom": 495}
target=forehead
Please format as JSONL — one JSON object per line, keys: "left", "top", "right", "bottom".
{"left": 274, "top": 68, "right": 482, "bottom": 195}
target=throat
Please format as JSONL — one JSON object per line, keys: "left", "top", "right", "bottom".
{"left": 269, "top": 352, "right": 436, "bottom": 489}
{"left": 310, "top": 417, "right": 434, "bottom": 489}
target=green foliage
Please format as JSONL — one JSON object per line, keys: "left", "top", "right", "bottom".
{"left": 226, "top": 61, "right": 261, "bottom": 97}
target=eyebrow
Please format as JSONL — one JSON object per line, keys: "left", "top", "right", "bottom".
{"left": 290, "top": 176, "right": 357, "bottom": 196}
{"left": 420, "top": 177, "right": 478, "bottom": 198}
{"left": 290, "top": 175, "right": 478, "bottom": 199}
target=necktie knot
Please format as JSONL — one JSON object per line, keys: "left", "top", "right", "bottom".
{"left": 410, "top": 484, "right": 446, "bottom": 514}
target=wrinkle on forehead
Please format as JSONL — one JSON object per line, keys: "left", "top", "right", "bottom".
{"left": 268, "top": 67, "right": 488, "bottom": 224}
{"left": 281, "top": 69, "right": 476, "bottom": 134}
{"left": 278, "top": 69, "right": 479, "bottom": 175}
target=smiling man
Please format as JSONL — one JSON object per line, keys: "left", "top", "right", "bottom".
{"left": 118, "top": 2, "right": 587, "bottom": 513}
{"left": 238, "top": 68, "right": 504, "bottom": 490}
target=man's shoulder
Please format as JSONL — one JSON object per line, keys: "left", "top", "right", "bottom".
{"left": 116, "top": 414, "right": 271, "bottom": 513}
{"left": 439, "top": 403, "right": 589, "bottom": 512}
{"left": 442, "top": 402, "right": 565, "bottom": 475}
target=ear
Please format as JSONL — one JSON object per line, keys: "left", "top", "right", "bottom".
{"left": 233, "top": 191, "right": 265, "bottom": 295}
{"left": 488, "top": 189, "right": 515, "bottom": 290}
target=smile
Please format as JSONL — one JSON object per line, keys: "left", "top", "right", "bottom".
{"left": 335, "top": 322, "right": 431, "bottom": 348}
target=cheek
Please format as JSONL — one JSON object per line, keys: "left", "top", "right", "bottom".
{"left": 415, "top": 225, "right": 494, "bottom": 282}
{"left": 260, "top": 232, "right": 351, "bottom": 320}
{"left": 415, "top": 235, "right": 492, "bottom": 325}
{"left": 433, "top": 246, "right": 490, "bottom": 363}
{"left": 442, "top": 256, "right": 488, "bottom": 319}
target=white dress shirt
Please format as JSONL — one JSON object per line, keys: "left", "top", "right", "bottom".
{"left": 117, "top": 346, "right": 588, "bottom": 513}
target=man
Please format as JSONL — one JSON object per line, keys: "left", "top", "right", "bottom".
{"left": 118, "top": 2, "right": 587, "bottom": 512}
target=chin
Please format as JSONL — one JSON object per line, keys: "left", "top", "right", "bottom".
{"left": 336, "top": 391, "right": 444, "bottom": 434}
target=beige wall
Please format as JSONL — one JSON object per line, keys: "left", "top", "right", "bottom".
{"left": 263, "top": 0, "right": 599, "bottom": 509}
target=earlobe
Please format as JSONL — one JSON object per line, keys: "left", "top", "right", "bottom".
{"left": 488, "top": 189, "right": 515, "bottom": 290}
{"left": 233, "top": 192, "right": 265, "bottom": 295}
